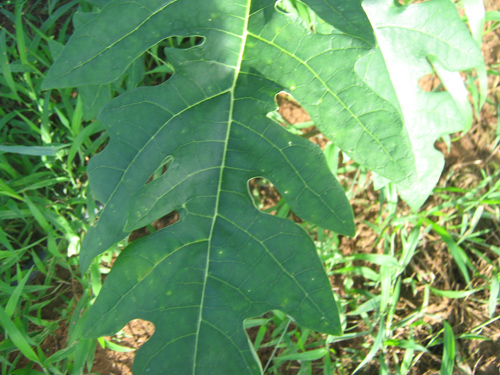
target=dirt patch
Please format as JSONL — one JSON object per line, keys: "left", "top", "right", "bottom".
{"left": 92, "top": 319, "right": 155, "bottom": 375}
{"left": 276, "top": 93, "right": 329, "bottom": 149}
{"left": 276, "top": 92, "right": 312, "bottom": 124}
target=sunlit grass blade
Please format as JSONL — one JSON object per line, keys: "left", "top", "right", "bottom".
{"left": 401, "top": 345, "right": 415, "bottom": 375}
{"left": 14, "top": 2, "right": 29, "bottom": 68}
{"left": 66, "top": 121, "right": 106, "bottom": 177}
{"left": 347, "top": 296, "right": 382, "bottom": 316}
{"left": 275, "top": 347, "right": 328, "bottom": 362}
{"left": 384, "top": 338, "right": 428, "bottom": 353}
{"left": 380, "top": 265, "right": 393, "bottom": 314}
{"left": 353, "top": 317, "right": 385, "bottom": 374}
{"left": 23, "top": 195, "right": 51, "bottom": 234}
{"left": 489, "top": 274, "right": 499, "bottom": 318}
{"left": 379, "top": 353, "right": 388, "bottom": 375}
{"left": 252, "top": 324, "right": 267, "bottom": 352}
{"left": 440, "top": 321, "right": 455, "bottom": 375}
{"left": 430, "top": 287, "right": 480, "bottom": 298}
{"left": 462, "top": 0, "right": 485, "bottom": 45}
{"left": 461, "top": 0, "right": 487, "bottom": 109}
{"left": 98, "top": 337, "right": 136, "bottom": 352}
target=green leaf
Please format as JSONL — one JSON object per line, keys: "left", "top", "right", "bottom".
{"left": 41, "top": 1, "right": 393, "bottom": 373}
{"left": 297, "top": 0, "right": 376, "bottom": 44}
{"left": 43, "top": 0, "right": 417, "bottom": 191}
{"left": 362, "top": 0, "right": 484, "bottom": 208}
{"left": 462, "top": 0, "right": 485, "bottom": 46}
{"left": 39, "top": 1, "right": 479, "bottom": 373}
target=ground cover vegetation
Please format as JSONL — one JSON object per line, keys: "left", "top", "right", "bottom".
{"left": 0, "top": 0, "right": 499, "bottom": 374}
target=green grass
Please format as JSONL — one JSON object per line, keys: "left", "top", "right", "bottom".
{"left": 1, "top": 0, "right": 499, "bottom": 374}
{"left": 0, "top": 1, "right": 104, "bottom": 373}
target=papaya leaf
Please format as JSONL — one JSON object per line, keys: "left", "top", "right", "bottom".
{"left": 41, "top": 0, "right": 427, "bottom": 373}
{"left": 362, "top": 0, "right": 484, "bottom": 209}
{"left": 296, "top": 0, "right": 376, "bottom": 44}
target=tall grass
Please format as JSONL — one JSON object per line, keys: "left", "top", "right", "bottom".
{"left": 0, "top": 1, "right": 105, "bottom": 373}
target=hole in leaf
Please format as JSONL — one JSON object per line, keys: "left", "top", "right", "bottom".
{"left": 244, "top": 311, "right": 297, "bottom": 371}
{"left": 128, "top": 210, "right": 179, "bottom": 242}
{"left": 275, "top": 0, "right": 338, "bottom": 35}
{"left": 418, "top": 73, "right": 442, "bottom": 92}
{"left": 248, "top": 177, "right": 295, "bottom": 220}
{"left": 248, "top": 178, "right": 281, "bottom": 212}
{"left": 146, "top": 155, "right": 174, "bottom": 184}
{"left": 268, "top": 92, "right": 328, "bottom": 149}
{"left": 144, "top": 36, "right": 205, "bottom": 85}
{"left": 162, "top": 35, "right": 205, "bottom": 50}
{"left": 88, "top": 130, "right": 109, "bottom": 156}
{"left": 99, "top": 319, "right": 155, "bottom": 360}
{"left": 275, "top": 92, "right": 311, "bottom": 125}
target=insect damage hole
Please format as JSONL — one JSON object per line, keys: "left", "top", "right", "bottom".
{"left": 268, "top": 92, "right": 328, "bottom": 149}
{"left": 97, "top": 319, "right": 156, "bottom": 369}
{"left": 418, "top": 71, "right": 443, "bottom": 92}
{"left": 146, "top": 155, "right": 174, "bottom": 184}
{"left": 248, "top": 178, "right": 291, "bottom": 218}
{"left": 128, "top": 210, "right": 180, "bottom": 242}
{"left": 144, "top": 36, "right": 205, "bottom": 86}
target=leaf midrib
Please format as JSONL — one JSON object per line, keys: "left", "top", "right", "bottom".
{"left": 192, "top": 0, "right": 252, "bottom": 373}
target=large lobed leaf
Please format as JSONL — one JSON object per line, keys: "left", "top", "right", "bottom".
{"left": 41, "top": 0, "right": 434, "bottom": 374}
{"left": 361, "top": 0, "right": 483, "bottom": 208}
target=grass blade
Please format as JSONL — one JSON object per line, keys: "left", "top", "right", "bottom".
{"left": 424, "top": 219, "right": 473, "bottom": 284}
{"left": 0, "top": 30, "right": 20, "bottom": 102}
{"left": 5, "top": 266, "right": 33, "bottom": 317}
{"left": 430, "top": 287, "right": 480, "bottom": 299}
{"left": 353, "top": 317, "right": 385, "bottom": 374}
{"left": 489, "top": 274, "right": 499, "bottom": 318}
{"left": 276, "top": 347, "right": 328, "bottom": 362}
{"left": 440, "top": 321, "right": 455, "bottom": 375}
{"left": 0, "top": 144, "right": 68, "bottom": 156}
{"left": 0, "top": 304, "right": 41, "bottom": 364}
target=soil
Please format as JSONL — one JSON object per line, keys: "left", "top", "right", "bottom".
{"left": 14, "top": 5, "right": 500, "bottom": 375}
